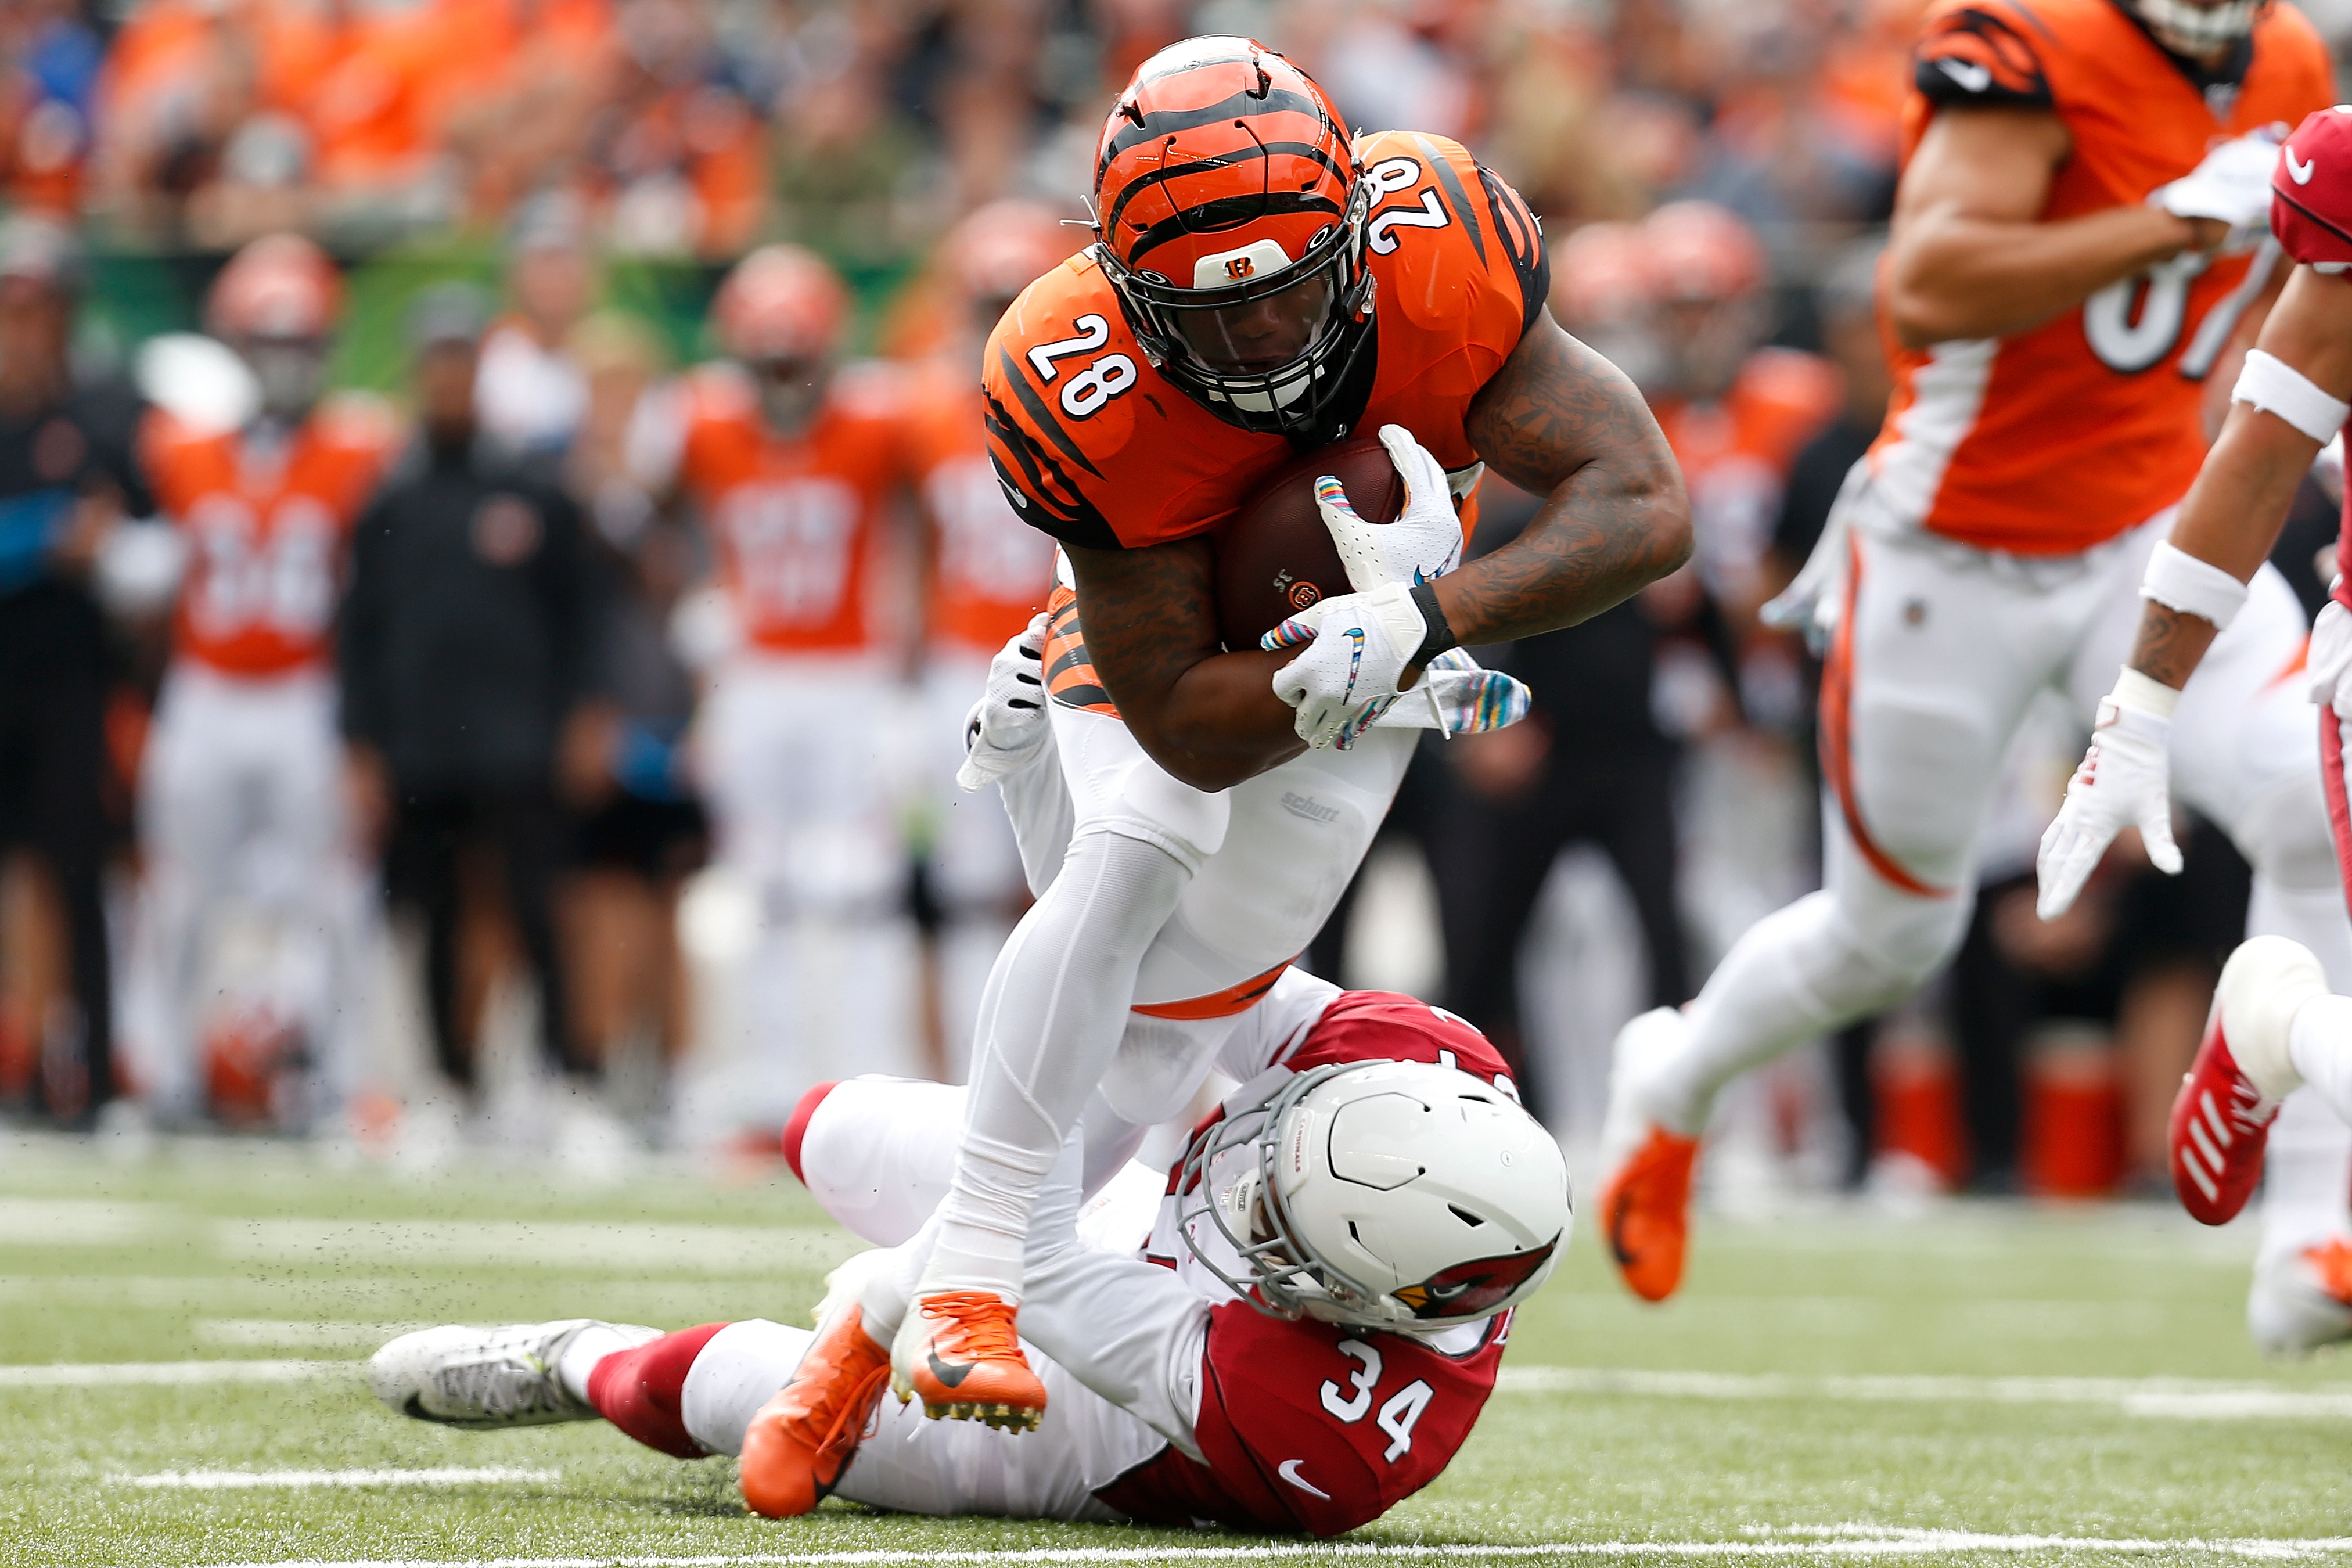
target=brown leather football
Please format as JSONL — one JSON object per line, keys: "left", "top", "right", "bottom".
{"left": 1212, "top": 436, "right": 1401, "bottom": 650}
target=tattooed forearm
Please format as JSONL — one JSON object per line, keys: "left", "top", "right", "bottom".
{"left": 1448, "top": 311, "right": 1691, "bottom": 645}
{"left": 1065, "top": 537, "right": 1303, "bottom": 790}
{"left": 2127, "top": 601, "right": 2220, "bottom": 692}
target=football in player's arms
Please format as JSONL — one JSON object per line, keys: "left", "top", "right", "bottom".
{"left": 368, "top": 974, "right": 1569, "bottom": 1535}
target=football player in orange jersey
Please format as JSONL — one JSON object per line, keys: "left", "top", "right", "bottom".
{"left": 628, "top": 244, "right": 922, "bottom": 1131}
{"left": 898, "top": 201, "right": 1066, "bottom": 1080}
{"left": 2030, "top": 105, "right": 2352, "bottom": 1353}
{"left": 1598, "top": 0, "right": 2345, "bottom": 1307}
{"left": 763, "top": 37, "right": 1685, "bottom": 1450}
{"left": 132, "top": 233, "right": 400, "bottom": 1127}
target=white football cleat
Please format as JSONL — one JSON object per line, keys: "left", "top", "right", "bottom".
{"left": 2248, "top": 1239, "right": 2352, "bottom": 1357}
{"left": 368, "top": 1319, "right": 657, "bottom": 1429}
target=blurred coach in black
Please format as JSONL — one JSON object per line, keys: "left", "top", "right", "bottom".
{"left": 340, "top": 283, "right": 610, "bottom": 1099}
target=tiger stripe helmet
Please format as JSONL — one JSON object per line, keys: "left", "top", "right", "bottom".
{"left": 1092, "top": 36, "right": 1375, "bottom": 437}
{"left": 713, "top": 244, "right": 850, "bottom": 365}
{"left": 208, "top": 233, "right": 343, "bottom": 340}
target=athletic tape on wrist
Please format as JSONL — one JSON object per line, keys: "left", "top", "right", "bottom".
{"left": 2109, "top": 663, "right": 2181, "bottom": 722}
{"left": 2231, "top": 349, "right": 2351, "bottom": 445}
{"left": 2141, "top": 540, "right": 2250, "bottom": 630}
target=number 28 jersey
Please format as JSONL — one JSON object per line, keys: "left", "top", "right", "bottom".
{"left": 1868, "top": 0, "right": 2329, "bottom": 556}
{"left": 981, "top": 130, "right": 1547, "bottom": 552}
{"left": 1098, "top": 990, "right": 1521, "bottom": 1537}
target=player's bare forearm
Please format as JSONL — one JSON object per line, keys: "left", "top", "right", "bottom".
{"left": 1063, "top": 536, "right": 1305, "bottom": 791}
{"left": 1443, "top": 312, "right": 1690, "bottom": 644}
{"left": 1885, "top": 106, "right": 2214, "bottom": 348}
{"left": 2133, "top": 268, "right": 2352, "bottom": 688}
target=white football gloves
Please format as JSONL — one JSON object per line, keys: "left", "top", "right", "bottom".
{"left": 1371, "top": 648, "right": 1533, "bottom": 738}
{"left": 1265, "top": 425, "right": 1474, "bottom": 748}
{"left": 1321, "top": 423, "right": 1465, "bottom": 591}
{"left": 2034, "top": 669, "right": 2184, "bottom": 920}
{"left": 1264, "top": 581, "right": 1427, "bottom": 747}
{"left": 2150, "top": 127, "right": 2285, "bottom": 253}
{"left": 2308, "top": 598, "right": 2352, "bottom": 711}
{"left": 956, "top": 611, "right": 1051, "bottom": 791}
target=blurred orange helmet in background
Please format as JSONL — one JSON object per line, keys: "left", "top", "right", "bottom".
{"left": 1551, "top": 221, "right": 1653, "bottom": 328}
{"left": 207, "top": 233, "right": 343, "bottom": 340}
{"left": 946, "top": 200, "right": 1073, "bottom": 307}
{"left": 1091, "top": 36, "right": 1372, "bottom": 438}
{"left": 712, "top": 243, "right": 850, "bottom": 363}
{"left": 1643, "top": 201, "right": 1768, "bottom": 304}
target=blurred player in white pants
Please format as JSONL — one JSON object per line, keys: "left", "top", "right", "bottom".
{"left": 898, "top": 203, "right": 1064, "bottom": 1078}
{"left": 368, "top": 970, "right": 1567, "bottom": 1533}
{"left": 1596, "top": 0, "right": 2344, "bottom": 1306}
{"left": 132, "top": 235, "right": 397, "bottom": 1126}
{"left": 630, "top": 246, "right": 918, "bottom": 1131}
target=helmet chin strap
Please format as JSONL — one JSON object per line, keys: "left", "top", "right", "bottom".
{"left": 2131, "top": 0, "right": 2264, "bottom": 56}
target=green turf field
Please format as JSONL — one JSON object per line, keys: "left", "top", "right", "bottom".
{"left": 5, "top": 1132, "right": 2350, "bottom": 1567}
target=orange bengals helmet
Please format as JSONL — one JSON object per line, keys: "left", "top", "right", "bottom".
{"left": 1092, "top": 37, "right": 1373, "bottom": 438}
{"left": 208, "top": 233, "right": 343, "bottom": 340}
{"left": 948, "top": 200, "right": 1073, "bottom": 308}
{"left": 1643, "top": 201, "right": 1766, "bottom": 305}
{"left": 712, "top": 243, "right": 850, "bottom": 365}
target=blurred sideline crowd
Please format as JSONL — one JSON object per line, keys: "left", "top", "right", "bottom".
{"left": 4, "top": 0, "right": 2350, "bottom": 1196}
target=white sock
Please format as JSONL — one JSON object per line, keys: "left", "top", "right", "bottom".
{"left": 677, "top": 1318, "right": 813, "bottom": 1457}
{"left": 555, "top": 1323, "right": 650, "bottom": 1402}
{"left": 918, "top": 828, "right": 1191, "bottom": 1300}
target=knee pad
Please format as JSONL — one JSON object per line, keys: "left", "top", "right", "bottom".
{"left": 1811, "top": 879, "right": 1972, "bottom": 1015}
{"left": 1096, "top": 1013, "right": 1229, "bottom": 1127}
{"left": 1093, "top": 762, "right": 1229, "bottom": 870}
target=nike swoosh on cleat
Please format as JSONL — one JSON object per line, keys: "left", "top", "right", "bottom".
{"left": 927, "top": 1350, "right": 975, "bottom": 1389}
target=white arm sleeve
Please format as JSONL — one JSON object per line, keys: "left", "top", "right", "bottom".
{"left": 2232, "top": 348, "right": 2351, "bottom": 444}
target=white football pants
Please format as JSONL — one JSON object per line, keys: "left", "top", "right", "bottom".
{"left": 921, "top": 693, "right": 1416, "bottom": 1297}
{"left": 1647, "top": 511, "right": 2352, "bottom": 1248}
{"left": 698, "top": 653, "right": 919, "bottom": 1127}
{"left": 129, "top": 663, "right": 375, "bottom": 1121}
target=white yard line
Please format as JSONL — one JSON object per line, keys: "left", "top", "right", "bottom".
{"left": 1494, "top": 1365, "right": 2352, "bottom": 1418}
{"left": 211, "top": 1219, "right": 852, "bottom": 1274}
{"left": 0, "top": 1359, "right": 346, "bottom": 1387}
{"left": 115, "top": 1467, "right": 559, "bottom": 1490}
{"left": 197, "top": 1320, "right": 430, "bottom": 1350}
{"left": 186, "top": 1531, "right": 2352, "bottom": 1566}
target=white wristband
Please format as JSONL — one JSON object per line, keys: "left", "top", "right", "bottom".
{"left": 2110, "top": 663, "right": 2181, "bottom": 721}
{"left": 2232, "top": 348, "right": 2351, "bottom": 444}
{"left": 2141, "top": 540, "right": 2250, "bottom": 630}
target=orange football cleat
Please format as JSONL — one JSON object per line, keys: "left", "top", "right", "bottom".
{"left": 1598, "top": 1125, "right": 1700, "bottom": 1304}
{"left": 890, "top": 1290, "right": 1046, "bottom": 1430}
{"left": 738, "top": 1303, "right": 890, "bottom": 1518}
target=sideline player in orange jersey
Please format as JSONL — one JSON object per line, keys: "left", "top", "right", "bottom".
{"left": 627, "top": 244, "right": 919, "bottom": 1130}
{"left": 1597, "top": 0, "right": 2344, "bottom": 1307}
{"left": 131, "top": 233, "right": 400, "bottom": 1127}
{"left": 810, "top": 37, "right": 1685, "bottom": 1437}
{"left": 2033, "top": 106, "right": 2352, "bottom": 1353}
{"left": 897, "top": 202, "right": 1066, "bottom": 1078}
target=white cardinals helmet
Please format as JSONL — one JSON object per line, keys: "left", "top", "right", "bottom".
{"left": 1179, "top": 1060, "right": 1571, "bottom": 1331}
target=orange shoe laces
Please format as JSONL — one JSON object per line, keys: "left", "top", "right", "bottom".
{"left": 922, "top": 1290, "right": 1024, "bottom": 1360}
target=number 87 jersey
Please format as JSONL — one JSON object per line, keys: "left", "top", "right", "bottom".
{"left": 981, "top": 37, "right": 1549, "bottom": 553}
{"left": 1872, "top": 0, "right": 2329, "bottom": 557}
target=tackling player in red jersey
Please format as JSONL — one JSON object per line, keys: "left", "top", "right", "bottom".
{"left": 367, "top": 970, "right": 1568, "bottom": 1535}
{"left": 872, "top": 34, "right": 1682, "bottom": 1433}
{"left": 2029, "top": 104, "right": 2352, "bottom": 1353}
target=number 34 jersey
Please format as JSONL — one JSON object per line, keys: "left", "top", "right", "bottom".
{"left": 1870, "top": 0, "right": 2329, "bottom": 555}
{"left": 981, "top": 130, "right": 1547, "bottom": 552}
{"left": 1099, "top": 990, "right": 1522, "bottom": 1536}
